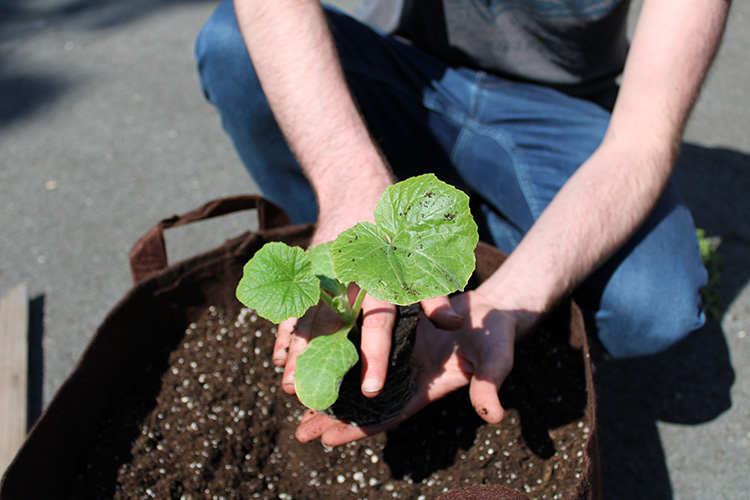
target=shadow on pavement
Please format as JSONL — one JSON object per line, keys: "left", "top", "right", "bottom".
{"left": 595, "top": 141, "right": 747, "bottom": 499}
{"left": 677, "top": 144, "right": 750, "bottom": 239}
{"left": 0, "top": 0, "right": 212, "bottom": 21}
{"left": 28, "top": 295, "right": 45, "bottom": 430}
{"left": 594, "top": 317, "right": 734, "bottom": 500}
{"left": 0, "top": 74, "right": 71, "bottom": 130}
{"left": 676, "top": 143, "right": 750, "bottom": 317}
{"left": 0, "top": 0, "right": 214, "bottom": 129}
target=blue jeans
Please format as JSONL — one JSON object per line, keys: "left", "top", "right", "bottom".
{"left": 195, "top": 1, "right": 707, "bottom": 358}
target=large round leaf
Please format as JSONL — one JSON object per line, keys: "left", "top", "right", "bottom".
{"left": 331, "top": 174, "right": 478, "bottom": 305}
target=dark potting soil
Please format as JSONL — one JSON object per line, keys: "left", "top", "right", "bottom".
{"left": 69, "top": 304, "right": 589, "bottom": 500}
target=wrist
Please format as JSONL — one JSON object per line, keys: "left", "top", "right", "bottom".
{"left": 313, "top": 164, "right": 394, "bottom": 244}
{"left": 474, "top": 272, "right": 552, "bottom": 342}
{"left": 313, "top": 193, "right": 392, "bottom": 247}
{"left": 316, "top": 181, "right": 388, "bottom": 221}
{"left": 309, "top": 138, "right": 394, "bottom": 207}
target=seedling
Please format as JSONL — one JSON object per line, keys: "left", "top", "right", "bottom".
{"left": 696, "top": 228, "right": 723, "bottom": 320}
{"left": 236, "top": 174, "right": 479, "bottom": 411}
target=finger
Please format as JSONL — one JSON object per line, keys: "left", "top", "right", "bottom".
{"left": 273, "top": 317, "right": 297, "bottom": 366}
{"left": 281, "top": 312, "right": 314, "bottom": 394}
{"left": 314, "top": 391, "right": 430, "bottom": 446}
{"left": 359, "top": 297, "right": 395, "bottom": 397}
{"left": 297, "top": 413, "right": 385, "bottom": 446}
{"left": 320, "top": 422, "right": 372, "bottom": 447}
{"left": 295, "top": 375, "right": 433, "bottom": 446}
{"left": 469, "top": 345, "right": 514, "bottom": 424}
{"left": 421, "top": 296, "right": 463, "bottom": 331}
{"left": 295, "top": 413, "right": 367, "bottom": 444}
{"left": 300, "top": 408, "right": 320, "bottom": 425}
{"left": 295, "top": 413, "right": 335, "bottom": 443}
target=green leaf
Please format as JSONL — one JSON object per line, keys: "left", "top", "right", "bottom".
{"left": 329, "top": 296, "right": 349, "bottom": 318}
{"left": 294, "top": 331, "right": 359, "bottom": 411}
{"left": 307, "top": 242, "right": 348, "bottom": 298}
{"left": 235, "top": 241, "right": 320, "bottom": 324}
{"left": 331, "top": 174, "right": 478, "bottom": 305}
{"left": 696, "top": 228, "right": 723, "bottom": 321}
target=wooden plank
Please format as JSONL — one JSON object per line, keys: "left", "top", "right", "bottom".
{"left": 0, "top": 283, "right": 28, "bottom": 476}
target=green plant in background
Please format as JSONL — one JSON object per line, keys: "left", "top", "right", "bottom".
{"left": 236, "top": 174, "right": 479, "bottom": 411}
{"left": 696, "top": 228, "right": 723, "bottom": 321}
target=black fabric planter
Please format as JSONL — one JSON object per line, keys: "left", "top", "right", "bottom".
{"left": 0, "top": 195, "right": 601, "bottom": 500}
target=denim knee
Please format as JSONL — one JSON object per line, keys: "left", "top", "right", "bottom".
{"left": 195, "top": 0, "right": 258, "bottom": 115}
{"left": 593, "top": 268, "right": 706, "bottom": 359}
{"left": 578, "top": 195, "right": 708, "bottom": 358}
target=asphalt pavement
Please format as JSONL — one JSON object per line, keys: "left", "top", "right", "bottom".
{"left": 1, "top": 0, "right": 748, "bottom": 498}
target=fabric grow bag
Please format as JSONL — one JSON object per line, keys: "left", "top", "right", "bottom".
{"left": 0, "top": 195, "right": 601, "bottom": 500}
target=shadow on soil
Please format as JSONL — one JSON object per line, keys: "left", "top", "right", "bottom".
{"left": 595, "top": 141, "right": 748, "bottom": 500}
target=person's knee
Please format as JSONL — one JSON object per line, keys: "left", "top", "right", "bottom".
{"left": 594, "top": 265, "right": 707, "bottom": 359}
{"left": 195, "top": 0, "right": 257, "bottom": 105}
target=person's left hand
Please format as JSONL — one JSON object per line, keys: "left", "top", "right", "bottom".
{"left": 293, "top": 289, "right": 533, "bottom": 446}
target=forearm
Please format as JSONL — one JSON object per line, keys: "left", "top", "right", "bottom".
{"left": 233, "top": 0, "right": 393, "bottom": 225}
{"left": 479, "top": 0, "right": 730, "bottom": 330}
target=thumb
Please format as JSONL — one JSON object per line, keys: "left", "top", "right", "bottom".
{"left": 469, "top": 377, "right": 505, "bottom": 424}
{"left": 468, "top": 346, "right": 514, "bottom": 424}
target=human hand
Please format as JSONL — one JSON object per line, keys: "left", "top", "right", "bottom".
{"left": 293, "top": 289, "right": 535, "bottom": 446}
{"left": 272, "top": 289, "right": 465, "bottom": 397}
{"left": 271, "top": 193, "right": 390, "bottom": 395}
{"left": 272, "top": 178, "right": 466, "bottom": 398}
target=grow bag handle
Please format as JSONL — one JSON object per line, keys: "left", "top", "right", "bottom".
{"left": 129, "top": 195, "right": 290, "bottom": 285}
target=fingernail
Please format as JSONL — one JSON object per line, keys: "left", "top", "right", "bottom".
{"left": 362, "top": 377, "right": 381, "bottom": 394}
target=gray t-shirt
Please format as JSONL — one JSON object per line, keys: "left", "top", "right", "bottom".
{"left": 356, "top": 0, "right": 631, "bottom": 98}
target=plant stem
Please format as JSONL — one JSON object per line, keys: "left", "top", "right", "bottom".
{"left": 318, "top": 290, "right": 336, "bottom": 312}
{"left": 350, "top": 288, "right": 367, "bottom": 322}
{"left": 331, "top": 320, "right": 355, "bottom": 341}
{"left": 319, "top": 286, "right": 366, "bottom": 341}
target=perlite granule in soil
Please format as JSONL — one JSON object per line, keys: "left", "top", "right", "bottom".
{"left": 69, "top": 304, "right": 589, "bottom": 500}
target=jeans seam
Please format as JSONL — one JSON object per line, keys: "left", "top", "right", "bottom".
{"left": 448, "top": 72, "right": 483, "bottom": 167}
{"left": 473, "top": 121, "right": 542, "bottom": 219}
{"left": 423, "top": 88, "right": 467, "bottom": 122}
{"left": 424, "top": 80, "right": 542, "bottom": 222}
{"left": 488, "top": 215, "right": 521, "bottom": 248}
{"left": 467, "top": 79, "right": 542, "bottom": 220}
